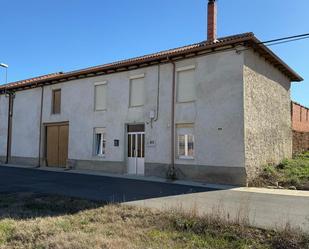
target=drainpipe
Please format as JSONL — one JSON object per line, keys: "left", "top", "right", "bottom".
{"left": 150, "top": 65, "right": 161, "bottom": 129}
{"left": 167, "top": 57, "right": 176, "bottom": 179}
{"left": 154, "top": 64, "right": 160, "bottom": 122}
{"left": 5, "top": 90, "right": 15, "bottom": 164}
{"left": 37, "top": 86, "right": 44, "bottom": 167}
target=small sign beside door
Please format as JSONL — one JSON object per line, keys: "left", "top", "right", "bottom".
{"left": 114, "top": 139, "right": 119, "bottom": 147}
{"left": 147, "top": 140, "right": 156, "bottom": 147}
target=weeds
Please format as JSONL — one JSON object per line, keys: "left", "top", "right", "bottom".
{"left": 251, "top": 151, "right": 309, "bottom": 190}
{"left": 167, "top": 211, "right": 309, "bottom": 249}
{"left": 0, "top": 193, "right": 307, "bottom": 249}
{"left": 0, "top": 220, "right": 14, "bottom": 245}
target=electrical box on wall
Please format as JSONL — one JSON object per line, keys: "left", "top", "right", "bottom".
{"left": 149, "top": 110, "right": 155, "bottom": 119}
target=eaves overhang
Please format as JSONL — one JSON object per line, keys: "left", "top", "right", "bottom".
{"left": 0, "top": 32, "right": 303, "bottom": 94}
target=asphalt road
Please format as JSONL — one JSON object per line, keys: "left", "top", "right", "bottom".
{"left": 0, "top": 166, "right": 211, "bottom": 202}
{"left": 126, "top": 186, "right": 309, "bottom": 232}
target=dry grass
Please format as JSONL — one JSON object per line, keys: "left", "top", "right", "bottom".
{"left": 0, "top": 192, "right": 308, "bottom": 249}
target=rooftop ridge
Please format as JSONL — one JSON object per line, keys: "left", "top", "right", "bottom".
{"left": 65, "top": 32, "right": 255, "bottom": 75}
{"left": 0, "top": 32, "right": 302, "bottom": 93}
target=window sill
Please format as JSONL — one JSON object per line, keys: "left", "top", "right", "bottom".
{"left": 93, "top": 155, "right": 106, "bottom": 159}
{"left": 95, "top": 109, "right": 107, "bottom": 112}
{"left": 129, "top": 105, "right": 144, "bottom": 108}
{"left": 176, "top": 100, "right": 196, "bottom": 104}
{"left": 178, "top": 156, "right": 195, "bottom": 160}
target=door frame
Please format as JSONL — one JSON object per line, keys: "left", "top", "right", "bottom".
{"left": 43, "top": 121, "right": 69, "bottom": 167}
{"left": 126, "top": 123, "right": 145, "bottom": 175}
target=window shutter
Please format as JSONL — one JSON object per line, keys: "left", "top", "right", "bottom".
{"left": 130, "top": 77, "right": 144, "bottom": 107}
{"left": 52, "top": 89, "right": 61, "bottom": 114}
{"left": 176, "top": 123, "right": 194, "bottom": 129}
{"left": 95, "top": 84, "right": 107, "bottom": 110}
{"left": 177, "top": 69, "right": 196, "bottom": 102}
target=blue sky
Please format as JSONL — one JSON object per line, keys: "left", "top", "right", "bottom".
{"left": 0, "top": 0, "right": 308, "bottom": 106}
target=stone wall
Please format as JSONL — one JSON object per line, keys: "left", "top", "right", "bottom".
{"left": 243, "top": 50, "right": 292, "bottom": 183}
{"left": 293, "top": 131, "right": 309, "bottom": 154}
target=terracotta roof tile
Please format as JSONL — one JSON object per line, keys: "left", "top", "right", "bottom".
{"left": 1, "top": 72, "right": 63, "bottom": 89}
{"left": 0, "top": 32, "right": 302, "bottom": 92}
{"left": 66, "top": 32, "right": 255, "bottom": 75}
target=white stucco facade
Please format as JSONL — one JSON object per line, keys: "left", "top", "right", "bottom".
{"left": 0, "top": 95, "right": 8, "bottom": 156}
{"left": 0, "top": 47, "right": 294, "bottom": 186}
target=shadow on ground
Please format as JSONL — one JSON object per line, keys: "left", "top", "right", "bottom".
{"left": 0, "top": 192, "right": 105, "bottom": 219}
{"left": 0, "top": 166, "right": 218, "bottom": 219}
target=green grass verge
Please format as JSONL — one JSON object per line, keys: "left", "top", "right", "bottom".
{"left": 0, "top": 193, "right": 307, "bottom": 249}
{"left": 252, "top": 151, "right": 309, "bottom": 190}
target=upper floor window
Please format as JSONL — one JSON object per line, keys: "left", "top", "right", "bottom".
{"left": 94, "top": 81, "right": 107, "bottom": 111}
{"left": 176, "top": 66, "right": 196, "bottom": 103}
{"left": 176, "top": 124, "right": 195, "bottom": 159}
{"left": 52, "top": 89, "right": 61, "bottom": 114}
{"left": 129, "top": 74, "right": 145, "bottom": 107}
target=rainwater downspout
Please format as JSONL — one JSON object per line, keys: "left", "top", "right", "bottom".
{"left": 154, "top": 64, "right": 160, "bottom": 122}
{"left": 37, "top": 86, "right": 44, "bottom": 167}
{"left": 5, "top": 90, "right": 15, "bottom": 164}
{"left": 168, "top": 57, "right": 176, "bottom": 179}
{"left": 150, "top": 64, "right": 161, "bottom": 128}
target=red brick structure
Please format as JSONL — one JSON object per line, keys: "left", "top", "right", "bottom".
{"left": 207, "top": 0, "right": 217, "bottom": 41}
{"left": 293, "top": 131, "right": 309, "bottom": 154}
{"left": 292, "top": 102, "right": 309, "bottom": 132}
{"left": 292, "top": 101, "right": 309, "bottom": 154}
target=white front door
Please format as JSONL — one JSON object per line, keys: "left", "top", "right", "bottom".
{"left": 127, "top": 129, "right": 145, "bottom": 175}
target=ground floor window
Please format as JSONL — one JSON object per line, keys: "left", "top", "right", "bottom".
{"left": 176, "top": 124, "right": 194, "bottom": 159}
{"left": 94, "top": 128, "right": 106, "bottom": 156}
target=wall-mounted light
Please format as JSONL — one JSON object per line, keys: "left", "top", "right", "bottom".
{"left": 0, "top": 63, "right": 9, "bottom": 85}
{"left": 0, "top": 63, "right": 8, "bottom": 68}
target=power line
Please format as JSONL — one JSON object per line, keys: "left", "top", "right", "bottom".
{"left": 235, "top": 33, "right": 309, "bottom": 53}
{"left": 259, "top": 33, "right": 309, "bottom": 45}
{"left": 265, "top": 36, "right": 309, "bottom": 47}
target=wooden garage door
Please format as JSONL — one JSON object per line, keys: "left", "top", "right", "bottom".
{"left": 46, "top": 124, "right": 69, "bottom": 167}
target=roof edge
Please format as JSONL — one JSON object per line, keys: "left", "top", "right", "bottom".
{"left": 0, "top": 32, "right": 303, "bottom": 92}
{"left": 292, "top": 101, "right": 309, "bottom": 110}
{"left": 248, "top": 36, "right": 303, "bottom": 82}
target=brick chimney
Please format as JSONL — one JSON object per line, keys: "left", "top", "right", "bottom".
{"left": 207, "top": 0, "right": 217, "bottom": 41}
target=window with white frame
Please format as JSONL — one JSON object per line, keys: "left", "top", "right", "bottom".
{"left": 94, "top": 81, "right": 107, "bottom": 111}
{"left": 129, "top": 75, "right": 145, "bottom": 107}
{"left": 176, "top": 66, "right": 196, "bottom": 103}
{"left": 94, "top": 128, "right": 106, "bottom": 156}
{"left": 176, "top": 124, "right": 194, "bottom": 159}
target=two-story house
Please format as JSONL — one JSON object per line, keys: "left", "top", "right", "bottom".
{"left": 0, "top": 1, "right": 303, "bottom": 185}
